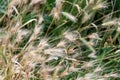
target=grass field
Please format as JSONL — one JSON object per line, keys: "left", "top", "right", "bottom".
{"left": 0, "top": 0, "right": 120, "bottom": 80}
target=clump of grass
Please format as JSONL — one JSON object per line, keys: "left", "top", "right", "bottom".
{"left": 0, "top": 0, "right": 120, "bottom": 80}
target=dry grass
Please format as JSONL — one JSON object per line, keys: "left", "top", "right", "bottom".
{"left": 0, "top": 0, "right": 120, "bottom": 80}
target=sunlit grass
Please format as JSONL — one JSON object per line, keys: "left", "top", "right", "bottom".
{"left": 0, "top": 0, "right": 120, "bottom": 80}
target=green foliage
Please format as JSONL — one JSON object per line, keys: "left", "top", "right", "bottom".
{"left": 0, "top": 0, "right": 120, "bottom": 80}
{"left": 0, "top": 0, "right": 7, "bottom": 15}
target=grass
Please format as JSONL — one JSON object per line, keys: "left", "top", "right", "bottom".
{"left": 0, "top": 0, "right": 120, "bottom": 80}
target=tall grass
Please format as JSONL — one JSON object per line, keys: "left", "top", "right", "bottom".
{"left": 0, "top": 0, "right": 120, "bottom": 80}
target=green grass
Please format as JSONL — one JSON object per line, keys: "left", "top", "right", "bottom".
{"left": 0, "top": 0, "right": 120, "bottom": 80}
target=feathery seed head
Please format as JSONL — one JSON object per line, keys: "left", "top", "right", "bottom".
{"left": 63, "top": 31, "right": 79, "bottom": 42}
{"left": 93, "top": 1, "right": 107, "bottom": 10}
{"left": 84, "top": 72, "right": 97, "bottom": 80}
{"left": 82, "top": 12, "right": 94, "bottom": 23}
{"left": 50, "top": 0, "right": 63, "bottom": 20}
{"left": 16, "top": 29, "right": 29, "bottom": 42}
{"left": 57, "top": 40, "right": 67, "bottom": 47}
{"left": 116, "top": 26, "right": 120, "bottom": 33}
{"left": 81, "top": 61, "right": 94, "bottom": 69}
{"left": 38, "top": 15, "right": 44, "bottom": 24}
{"left": 34, "top": 25, "right": 42, "bottom": 35}
{"left": 30, "top": 0, "right": 46, "bottom": 6}
{"left": 94, "top": 67, "right": 102, "bottom": 72}
{"left": 88, "top": 51, "right": 97, "bottom": 58}
{"left": 104, "top": 73, "right": 119, "bottom": 78}
{"left": 38, "top": 38, "right": 49, "bottom": 50}
{"left": 88, "top": 33, "right": 99, "bottom": 39}
{"left": 44, "top": 48, "right": 65, "bottom": 57}
{"left": 102, "top": 20, "right": 117, "bottom": 26}
{"left": 50, "top": 8, "right": 61, "bottom": 20}
{"left": 62, "top": 12, "right": 77, "bottom": 22}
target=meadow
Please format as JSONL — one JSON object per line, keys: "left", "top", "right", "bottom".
{"left": 0, "top": 0, "right": 120, "bottom": 80}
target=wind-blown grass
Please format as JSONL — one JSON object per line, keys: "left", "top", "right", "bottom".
{"left": 0, "top": 0, "right": 120, "bottom": 80}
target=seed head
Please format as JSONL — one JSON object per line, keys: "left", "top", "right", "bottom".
{"left": 102, "top": 20, "right": 117, "bottom": 26}
{"left": 16, "top": 29, "right": 29, "bottom": 42}
{"left": 30, "top": 0, "right": 46, "bottom": 6}
{"left": 62, "top": 12, "right": 77, "bottom": 22}
{"left": 117, "top": 26, "right": 120, "bottom": 33}
{"left": 57, "top": 40, "right": 67, "bottom": 47}
{"left": 93, "top": 1, "right": 107, "bottom": 10}
{"left": 81, "top": 61, "right": 94, "bottom": 69}
{"left": 88, "top": 52, "right": 97, "bottom": 58}
{"left": 38, "top": 38, "right": 49, "bottom": 50}
{"left": 44, "top": 48, "right": 65, "bottom": 57}
{"left": 63, "top": 31, "right": 78, "bottom": 42}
